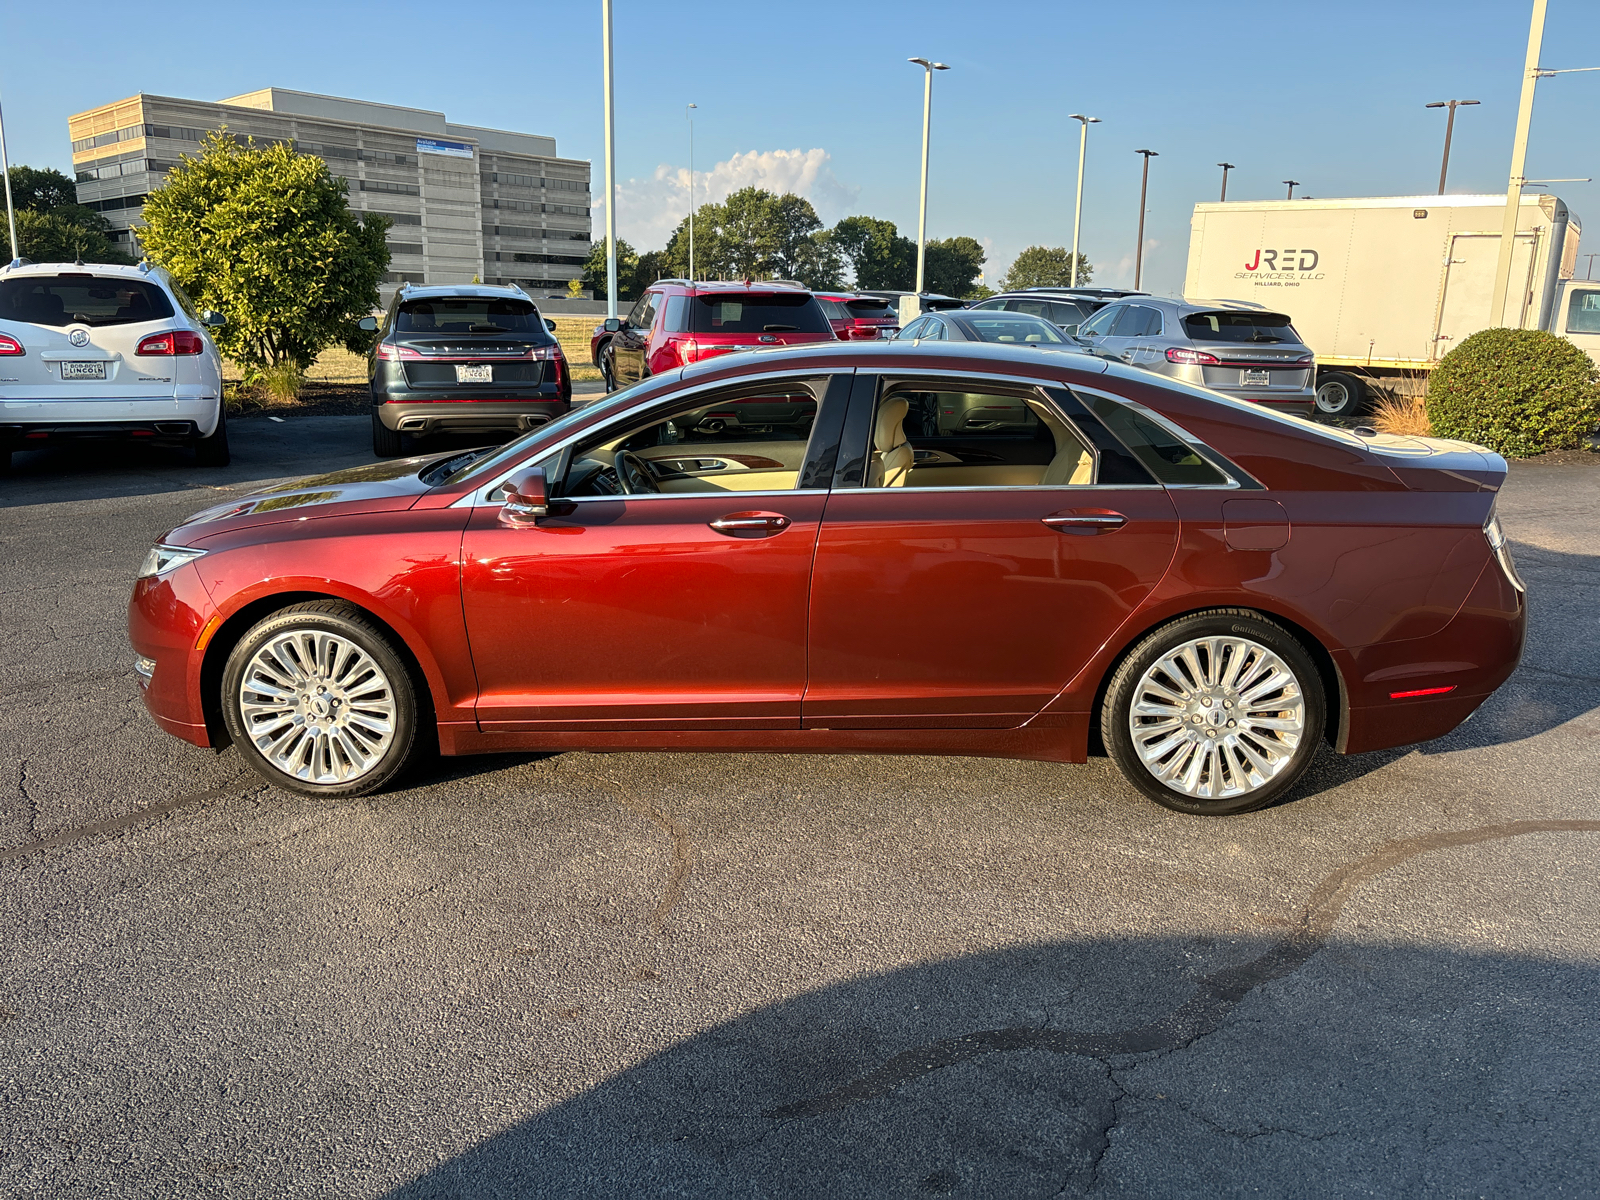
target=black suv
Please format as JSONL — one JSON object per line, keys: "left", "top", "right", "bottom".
{"left": 966, "top": 287, "right": 1150, "bottom": 332}
{"left": 366, "top": 283, "right": 572, "bottom": 457}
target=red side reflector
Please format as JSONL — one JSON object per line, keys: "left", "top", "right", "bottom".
{"left": 1389, "top": 686, "right": 1456, "bottom": 699}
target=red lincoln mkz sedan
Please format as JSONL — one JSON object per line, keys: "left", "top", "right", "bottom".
{"left": 129, "top": 342, "right": 1525, "bottom": 815}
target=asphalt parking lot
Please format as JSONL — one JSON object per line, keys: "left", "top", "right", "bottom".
{"left": 2, "top": 419, "right": 1598, "bottom": 1199}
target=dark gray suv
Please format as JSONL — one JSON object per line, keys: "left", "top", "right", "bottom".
{"left": 1072, "top": 297, "right": 1315, "bottom": 416}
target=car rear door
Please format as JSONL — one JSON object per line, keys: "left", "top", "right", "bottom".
{"left": 802, "top": 372, "right": 1180, "bottom": 728}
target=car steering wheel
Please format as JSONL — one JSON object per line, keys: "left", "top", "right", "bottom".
{"left": 613, "top": 450, "right": 661, "bottom": 495}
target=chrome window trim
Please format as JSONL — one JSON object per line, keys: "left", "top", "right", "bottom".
{"left": 454, "top": 368, "right": 840, "bottom": 507}
{"left": 1067, "top": 382, "right": 1254, "bottom": 490}
{"left": 829, "top": 484, "right": 1168, "bottom": 495}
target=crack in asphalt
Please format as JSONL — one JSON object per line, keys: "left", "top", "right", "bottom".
{"left": 761, "top": 819, "right": 1600, "bottom": 1121}
{"left": 0, "top": 778, "right": 245, "bottom": 864}
{"left": 581, "top": 767, "right": 694, "bottom": 940}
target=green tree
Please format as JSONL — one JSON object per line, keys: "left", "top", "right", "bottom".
{"left": 583, "top": 236, "right": 640, "bottom": 301}
{"left": 830, "top": 215, "right": 914, "bottom": 290}
{"left": 139, "top": 132, "right": 388, "bottom": 371}
{"left": 2, "top": 165, "right": 133, "bottom": 265}
{"left": 662, "top": 188, "right": 842, "bottom": 288}
{"left": 924, "top": 236, "right": 987, "bottom": 298}
{"left": 998, "top": 245, "right": 1093, "bottom": 291}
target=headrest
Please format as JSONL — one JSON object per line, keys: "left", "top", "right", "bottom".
{"left": 875, "top": 397, "right": 909, "bottom": 452}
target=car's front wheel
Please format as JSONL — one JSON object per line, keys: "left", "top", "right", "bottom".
{"left": 221, "top": 602, "right": 422, "bottom": 797}
{"left": 1102, "top": 610, "right": 1326, "bottom": 816}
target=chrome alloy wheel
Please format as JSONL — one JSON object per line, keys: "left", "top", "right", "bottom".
{"left": 1127, "top": 636, "right": 1306, "bottom": 800}
{"left": 237, "top": 630, "right": 398, "bottom": 785}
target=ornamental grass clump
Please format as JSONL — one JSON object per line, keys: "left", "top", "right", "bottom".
{"left": 1425, "top": 327, "right": 1600, "bottom": 457}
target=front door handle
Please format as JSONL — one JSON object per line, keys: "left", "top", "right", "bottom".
{"left": 709, "top": 511, "right": 791, "bottom": 538}
{"left": 1043, "top": 510, "right": 1127, "bottom": 534}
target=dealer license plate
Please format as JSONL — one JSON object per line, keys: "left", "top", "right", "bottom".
{"left": 1242, "top": 368, "right": 1270, "bottom": 386}
{"left": 455, "top": 364, "right": 493, "bottom": 383}
{"left": 61, "top": 361, "right": 107, "bottom": 380}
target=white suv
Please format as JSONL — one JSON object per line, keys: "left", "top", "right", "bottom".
{"left": 0, "top": 261, "right": 229, "bottom": 470}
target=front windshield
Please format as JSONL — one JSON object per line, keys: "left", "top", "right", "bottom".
{"left": 437, "top": 375, "right": 662, "bottom": 487}
{"left": 964, "top": 315, "right": 1066, "bottom": 345}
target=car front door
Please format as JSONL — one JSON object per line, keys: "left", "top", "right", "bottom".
{"left": 612, "top": 291, "right": 658, "bottom": 384}
{"left": 1073, "top": 303, "right": 1123, "bottom": 362}
{"left": 460, "top": 372, "right": 851, "bottom": 731}
{"left": 803, "top": 372, "right": 1180, "bottom": 728}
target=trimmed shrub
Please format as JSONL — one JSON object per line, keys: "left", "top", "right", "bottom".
{"left": 1426, "top": 327, "right": 1600, "bottom": 457}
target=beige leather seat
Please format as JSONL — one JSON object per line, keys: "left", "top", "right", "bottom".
{"left": 869, "top": 397, "right": 914, "bottom": 487}
{"left": 1039, "top": 444, "right": 1094, "bottom": 486}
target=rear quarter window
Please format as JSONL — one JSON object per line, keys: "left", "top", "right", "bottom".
{"left": 1087, "top": 396, "right": 1230, "bottom": 486}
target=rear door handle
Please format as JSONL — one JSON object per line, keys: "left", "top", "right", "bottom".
{"left": 1043, "top": 511, "right": 1127, "bottom": 534}
{"left": 709, "top": 511, "right": 791, "bottom": 537}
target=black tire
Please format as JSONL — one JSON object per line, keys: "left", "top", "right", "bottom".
{"left": 1102, "top": 609, "right": 1326, "bottom": 816}
{"left": 596, "top": 338, "right": 615, "bottom": 391}
{"left": 372, "top": 411, "right": 404, "bottom": 458}
{"left": 1314, "top": 372, "right": 1366, "bottom": 418}
{"left": 193, "top": 404, "right": 231, "bottom": 467}
{"left": 220, "top": 601, "right": 423, "bottom": 798}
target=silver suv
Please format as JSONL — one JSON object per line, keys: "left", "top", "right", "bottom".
{"left": 1071, "top": 297, "right": 1314, "bottom": 416}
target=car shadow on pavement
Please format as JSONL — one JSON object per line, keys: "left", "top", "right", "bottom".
{"left": 378, "top": 816, "right": 1600, "bottom": 1198}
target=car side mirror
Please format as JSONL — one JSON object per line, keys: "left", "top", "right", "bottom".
{"left": 499, "top": 467, "right": 548, "bottom": 527}
{"left": 1060, "top": 323, "right": 1080, "bottom": 336}
{"left": 201, "top": 310, "right": 227, "bottom": 328}
{"left": 544, "top": 318, "right": 557, "bottom": 332}
{"left": 357, "top": 316, "right": 378, "bottom": 331}
{"left": 603, "top": 318, "right": 621, "bottom": 332}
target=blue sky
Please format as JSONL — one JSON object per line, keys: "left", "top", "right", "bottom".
{"left": 6, "top": 0, "right": 1600, "bottom": 294}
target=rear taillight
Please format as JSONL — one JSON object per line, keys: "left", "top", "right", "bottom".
{"left": 136, "top": 330, "right": 205, "bottom": 356}
{"left": 374, "top": 342, "right": 423, "bottom": 361}
{"left": 535, "top": 344, "right": 570, "bottom": 401}
{"left": 0, "top": 333, "right": 23, "bottom": 356}
{"left": 1484, "top": 510, "right": 1525, "bottom": 592}
{"left": 1166, "top": 347, "right": 1220, "bottom": 366}
{"left": 668, "top": 336, "right": 700, "bottom": 364}
{"left": 1291, "top": 353, "right": 1315, "bottom": 365}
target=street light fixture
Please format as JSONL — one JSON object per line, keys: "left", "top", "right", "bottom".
{"left": 1283, "top": 179, "right": 1300, "bottom": 199}
{"left": 908, "top": 57, "right": 950, "bottom": 296}
{"left": 1068, "top": 115, "right": 1100, "bottom": 288}
{"left": 1217, "top": 162, "right": 1235, "bottom": 203}
{"left": 0, "top": 81, "right": 19, "bottom": 263}
{"left": 1425, "top": 99, "right": 1480, "bottom": 194}
{"left": 685, "top": 104, "right": 697, "bottom": 282}
{"left": 1134, "top": 149, "right": 1157, "bottom": 290}
{"left": 601, "top": 0, "right": 618, "bottom": 317}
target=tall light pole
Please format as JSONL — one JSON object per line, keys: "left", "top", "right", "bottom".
{"left": 1068, "top": 115, "right": 1099, "bottom": 288}
{"left": 1133, "top": 149, "right": 1157, "bottom": 290}
{"left": 601, "top": 0, "right": 618, "bottom": 317}
{"left": 1217, "top": 162, "right": 1235, "bottom": 202}
{"left": 0, "top": 84, "right": 17, "bottom": 265}
{"left": 1283, "top": 179, "right": 1300, "bottom": 199}
{"left": 685, "top": 103, "right": 697, "bottom": 282}
{"left": 908, "top": 57, "right": 949, "bottom": 295}
{"left": 1491, "top": 0, "right": 1548, "bottom": 327}
{"left": 1425, "top": 99, "right": 1479, "bottom": 194}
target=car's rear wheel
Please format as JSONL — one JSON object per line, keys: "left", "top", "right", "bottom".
{"left": 221, "top": 602, "right": 422, "bottom": 798}
{"left": 193, "top": 404, "right": 231, "bottom": 467}
{"left": 1314, "top": 372, "right": 1366, "bottom": 418}
{"left": 372, "top": 411, "right": 404, "bottom": 458}
{"left": 1102, "top": 610, "right": 1325, "bottom": 816}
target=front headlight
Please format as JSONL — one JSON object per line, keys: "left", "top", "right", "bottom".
{"left": 138, "top": 544, "right": 207, "bottom": 579}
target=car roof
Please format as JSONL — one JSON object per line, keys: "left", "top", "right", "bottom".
{"left": 679, "top": 339, "right": 1103, "bottom": 383}
{"left": 399, "top": 283, "right": 531, "bottom": 301}
{"left": 990, "top": 288, "right": 1147, "bottom": 301}
{"left": 654, "top": 279, "right": 814, "bottom": 295}
{"left": 0, "top": 260, "right": 169, "bottom": 281}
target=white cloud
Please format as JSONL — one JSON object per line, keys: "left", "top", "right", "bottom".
{"left": 1107, "top": 239, "right": 1161, "bottom": 289}
{"left": 595, "top": 148, "right": 861, "bottom": 251}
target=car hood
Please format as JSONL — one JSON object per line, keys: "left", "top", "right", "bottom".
{"left": 164, "top": 456, "right": 444, "bottom": 544}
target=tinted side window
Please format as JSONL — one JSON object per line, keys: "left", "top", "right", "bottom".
{"left": 1566, "top": 290, "right": 1600, "bottom": 334}
{"left": 1078, "top": 305, "right": 1121, "bottom": 336}
{"left": 1110, "top": 306, "right": 1150, "bottom": 336}
{"left": 663, "top": 295, "right": 689, "bottom": 333}
{"left": 638, "top": 292, "right": 661, "bottom": 330}
{"left": 1087, "top": 397, "right": 1229, "bottom": 486}
{"left": 624, "top": 292, "right": 650, "bottom": 326}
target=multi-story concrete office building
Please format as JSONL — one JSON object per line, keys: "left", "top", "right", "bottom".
{"left": 67, "top": 88, "right": 591, "bottom": 297}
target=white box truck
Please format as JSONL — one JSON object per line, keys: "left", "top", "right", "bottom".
{"left": 1184, "top": 194, "right": 1581, "bottom": 414}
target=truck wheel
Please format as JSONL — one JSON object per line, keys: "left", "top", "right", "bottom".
{"left": 372, "top": 412, "right": 404, "bottom": 458}
{"left": 193, "top": 404, "right": 231, "bottom": 467}
{"left": 1315, "top": 372, "right": 1366, "bottom": 418}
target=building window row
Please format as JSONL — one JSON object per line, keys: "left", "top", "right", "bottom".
{"left": 547, "top": 203, "right": 590, "bottom": 217}
{"left": 482, "top": 172, "right": 589, "bottom": 196}
{"left": 423, "top": 168, "right": 474, "bottom": 189}
{"left": 80, "top": 194, "right": 149, "bottom": 212}
{"left": 368, "top": 210, "right": 422, "bottom": 226}
{"left": 386, "top": 272, "right": 426, "bottom": 284}
{"left": 360, "top": 180, "right": 421, "bottom": 196}
{"left": 487, "top": 251, "right": 588, "bottom": 266}
{"left": 387, "top": 242, "right": 424, "bottom": 257}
